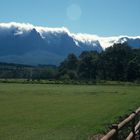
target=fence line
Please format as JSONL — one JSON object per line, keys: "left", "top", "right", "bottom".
{"left": 101, "top": 107, "right": 140, "bottom": 140}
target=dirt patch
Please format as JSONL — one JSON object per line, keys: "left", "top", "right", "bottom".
{"left": 88, "top": 134, "right": 104, "bottom": 140}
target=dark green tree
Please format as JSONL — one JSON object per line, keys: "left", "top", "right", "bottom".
{"left": 100, "top": 44, "right": 133, "bottom": 80}
{"left": 78, "top": 51, "right": 99, "bottom": 80}
{"left": 58, "top": 53, "right": 78, "bottom": 80}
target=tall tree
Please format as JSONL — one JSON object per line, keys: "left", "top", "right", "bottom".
{"left": 78, "top": 51, "right": 99, "bottom": 80}
{"left": 58, "top": 53, "right": 78, "bottom": 79}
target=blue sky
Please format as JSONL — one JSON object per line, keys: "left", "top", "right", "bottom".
{"left": 0, "top": 0, "right": 140, "bottom": 36}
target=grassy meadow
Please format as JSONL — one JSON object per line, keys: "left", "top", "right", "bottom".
{"left": 0, "top": 83, "right": 140, "bottom": 140}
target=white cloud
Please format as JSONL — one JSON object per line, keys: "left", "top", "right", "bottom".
{"left": 0, "top": 22, "right": 70, "bottom": 34}
{"left": 0, "top": 22, "right": 34, "bottom": 31}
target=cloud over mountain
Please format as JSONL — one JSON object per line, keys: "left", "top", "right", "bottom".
{"left": 0, "top": 22, "right": 140, "bottom": 65}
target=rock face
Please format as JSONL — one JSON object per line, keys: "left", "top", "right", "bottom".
{"left": 0, "top": 22, "right": 139, "bottom": 65}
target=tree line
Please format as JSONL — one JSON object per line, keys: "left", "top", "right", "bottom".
{"left": 0, "top": 63, "right": 57, "bottom": 81}
{"left": 58, "top": 43, "right": 140, "bottom": 82}
{"left": 0, "top": 43, "right": 140, "bottom": 82}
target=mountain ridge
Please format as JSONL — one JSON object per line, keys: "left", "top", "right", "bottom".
{"left": 0, "top": 22, "right": 140, "bottom": 65}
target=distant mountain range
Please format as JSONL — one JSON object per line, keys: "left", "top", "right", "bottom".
{"left": 0, "top": 22, "right": 140, "bottom": 65}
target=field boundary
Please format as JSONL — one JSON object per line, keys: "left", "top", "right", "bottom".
{"left": 101, "top": 107, "right": 140, "bottom": 140}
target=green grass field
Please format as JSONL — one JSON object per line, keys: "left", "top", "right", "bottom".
{"left": 0, "top": 83, "right": 140, "bottom": 140}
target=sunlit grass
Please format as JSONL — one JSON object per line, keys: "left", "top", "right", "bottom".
{"left": 0, "top": 83, "right": 140, "bottom": 140}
